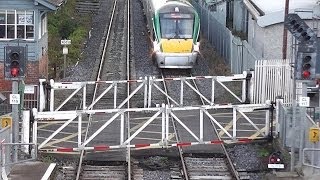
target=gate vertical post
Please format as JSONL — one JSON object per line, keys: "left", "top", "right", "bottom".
{"left": 233, "top": 107, "right": 237, "bottom": 138}
{"left": 148, "top": 77, "right": 152, "bottom": 108}
{"left": 32, "top": 108, "right": 38, "bottom": 154}
{"left": 200, "top": 108, "right": 203, "bottom": 142}
{"left": 39, "top": 79, "right": 46, "bottom": 112}
{"left": 121, "top": 112, "right": 124, "bottom": 144}
{"left": 114, "top": 83, "right": 118, "bottom": 109}
{"left": 242, "top": 71, "right": 247, "bottom": 103}
{"left": 180, "top": 79, "right": 184, "bottom": 106}
{"left": 265, "top": 100, "right": 271, "bottom": 136}
{"left": 50, "top": 79, "right": 55, "bottom": 111}
{"left": 275, "top": 98, "right": 284, "bottom": 138}
{"left": 83, "top": 84, "right": 86, "bottom": 110}
{"left": 165, "top": 104, "right": 169, "bottom": 146}
{"left": 211, "top": 77, "right": 215, "bottom": 104}
{"left": 245, "top": 71, "right": 253, "bottom": 103}
{"left": 269, "top": 101, "right": 275, "bottom": 141}
{"left": 161, "top": 104, "right": 165, "bottom": 144}
{"left": 78, "top": 114, "right": 82, "bottom": 147}
{"left": 144, "top": 77, "right": 148, "bottom": 108}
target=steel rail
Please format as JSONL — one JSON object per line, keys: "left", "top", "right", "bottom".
{"left": 75, "top": 0, "right": 118, "bottom": 179}
{"left": 189, "top": 73, "right": 240, "bottom": 180}
{"left": 160, "top": 70, "right": 189, "bottom": 180}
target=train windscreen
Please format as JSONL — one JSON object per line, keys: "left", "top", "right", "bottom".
{"left": 160, "top": 13, "right": 194, "bottom": 39}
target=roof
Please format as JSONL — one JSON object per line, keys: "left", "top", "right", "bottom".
{"left": 46, "top": 0, "right": 65, "bottom": 6}
{"left": 244, "top": 0, "right": 319, "bottom": 27}
{"left": 35, "top": 0, "right": 65, "bottom": 10}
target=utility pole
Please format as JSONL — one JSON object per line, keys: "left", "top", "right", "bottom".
{"left": 282, "top": 0, "right": 290, "bottom": 59}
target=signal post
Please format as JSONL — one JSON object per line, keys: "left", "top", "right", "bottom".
{"left": 284, "top": 13, "right": 318, "bottom": 171}
{"left": 3, "top": 45, "right": 27, "bottom": 162}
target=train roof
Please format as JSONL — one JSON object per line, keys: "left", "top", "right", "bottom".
{"left": 244, "top": 0, "right": 319, "bottom": 27}
{"left": 152, "top": 0, "right": 192, "bottom": 11}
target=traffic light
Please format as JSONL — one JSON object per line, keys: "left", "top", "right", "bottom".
{"left": 284, "top": 13, "right": 316, "bottom": 45}
{"left": 4, "top": 46, "right": 26, "bottom": 79}
{"left": 296, "top": 49, "right": 317, "bottom": 80}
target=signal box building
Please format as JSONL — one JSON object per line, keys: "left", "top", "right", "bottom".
{"left": 0, "top": 0, "right": 64, "bottom": 91}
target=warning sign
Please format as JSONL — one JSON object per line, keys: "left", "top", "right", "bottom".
{"left": 309, "top": 128, "right": 320, "bottom": 143}
{"left": 1, "top": 117, "right": 12, "bottom": 128}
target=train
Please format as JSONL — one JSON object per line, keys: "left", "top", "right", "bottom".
{"left": 142, "top": 0, "right": 200, "bottom": 68}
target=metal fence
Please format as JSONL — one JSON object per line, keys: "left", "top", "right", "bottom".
{"left": 0, "top": 84, "right": 38, "bottom": 116}
{"left": 0, "top": 92, "right": 11, "bottom": 116}
{"left": 0, "top": 127, "right": 11, "bottom": 178}
{"left": 192, "top": 1, "right": 261, "bottom": 74}
{"left": 252, "top": 59, "right": 293, "bottom": 104}
{"left": 276, "top": 99, "right": 320, "bottom": 169}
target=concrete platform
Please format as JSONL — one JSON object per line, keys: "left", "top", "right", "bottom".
{"left": 8, "top": 161, "right": 56, "bottom": 180}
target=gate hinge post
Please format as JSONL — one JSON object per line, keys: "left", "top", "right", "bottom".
{"left": 244, "top": 70, "right": 253, "bottom": 104}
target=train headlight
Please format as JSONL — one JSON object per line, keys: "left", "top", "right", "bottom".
{"left": 194, "top": 42, "right": 200, "bottom": 52}
{"left": 153, "top": 42, "right": 160, "bottom": 52}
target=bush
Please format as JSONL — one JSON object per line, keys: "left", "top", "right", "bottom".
{"left": 48, "top": 0, "right": 91, "bottom": 79}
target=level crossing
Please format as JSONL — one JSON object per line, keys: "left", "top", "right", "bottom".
{"left": 33, "top": 72, "right": 273, "bottom": 153}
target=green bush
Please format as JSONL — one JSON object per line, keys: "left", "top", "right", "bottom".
{"left": 48, "top": 0, "right": 91, "bottom": 79}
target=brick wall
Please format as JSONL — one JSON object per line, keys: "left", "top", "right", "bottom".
{"left": 0, "top": 60, "right": 46, "bottom": 91}
{"left": 0, "top": 63, "right": 12, "bottom": 91}
{"left": 39, "top": 53, "right": 48, "bottom": 79}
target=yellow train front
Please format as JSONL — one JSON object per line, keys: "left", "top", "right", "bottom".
{"left": 147, "top": 0, "right": 200, "bottom": 69}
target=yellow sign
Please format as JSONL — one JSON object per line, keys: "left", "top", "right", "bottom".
{"left": 1, "top": 117, "right": 12, "bottom": 128}
{"left": 309, "top": 128, "right": 320, "bottom": 143}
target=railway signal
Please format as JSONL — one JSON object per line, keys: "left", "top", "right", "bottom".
{"left": 4, "top": 46, "right": 26, "bottom": 79}
{"left": 284, "top": 13, "right": 316, "bottom": 45}
{"left": 296, "top": 47, "right": 317, "bottom": 80}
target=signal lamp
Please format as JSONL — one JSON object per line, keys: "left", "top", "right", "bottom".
{"left": 4, "top": 46, "right": 26, "bottom": 79}
{"left": 10, "top": 67, "right": 20, "bottom": 77}
{"left": 9, "top": 52, "right": 21, "bottom": 77}
{"left": 302, "top": 70, "right": 311, "bottom": 78}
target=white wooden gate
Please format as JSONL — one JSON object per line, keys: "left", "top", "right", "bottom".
{"left": 252, "top": 59, "right": 293, "bottom": 104}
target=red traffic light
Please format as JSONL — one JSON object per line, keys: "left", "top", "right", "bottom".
{"left": 302, "top": 70, "right": 311, "bottom": 78}
{"left": 10, "top": 67, "right": 20, "bottom": 77}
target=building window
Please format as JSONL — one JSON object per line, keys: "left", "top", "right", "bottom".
{"left": 39, "top": 13, "right": 47, "bottom": 38}
{"left": 0, "top": 10, "right": 34, "bottom": 40}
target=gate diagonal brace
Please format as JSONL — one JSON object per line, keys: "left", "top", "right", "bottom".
{"left": 35, "top": 103, "right": 269, "bottom": 151}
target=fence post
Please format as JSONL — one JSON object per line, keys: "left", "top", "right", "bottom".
{"left": 22, "top": 110, "right": 30, "bottom": 154}
{"left": 244, "top": 70, "right": 252, "bottom": 103}
{"left": 265, "top": 100, "right": 271, "bottom": 137}
{"left": 275, "top": 97, "right": 284, "bottom": 138}
{"left": 49, "top": 79, "right": 55, "bottom": 112}
{"left": 39, "top": 79, "right": 46, "bottom": 112}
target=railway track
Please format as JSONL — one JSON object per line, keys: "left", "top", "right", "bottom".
{"left": 71, "top": 0, "right": 131, "bottom": 179}
{"left": 159, "top": 70, "right": 240, "bottom": 179}
{"left": 40, "top": 0, "right": 267, "bottom": 179}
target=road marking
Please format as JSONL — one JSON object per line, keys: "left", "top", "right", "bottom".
{"left": 38, "top": 129, "right": 77, "bottom": 135}
{"left": 130, "top": 120, "right": 147, "bottom": 133}
{"left": 218, "top": 115, "right": 241, "bottom": 136}
{"left": 249, "top": 122, "right": 275, "bottom": 138}
{"left": 42, "top": 129, "right": 86, "bottom": 148}
{"left": 38, "top": 136, "right": 78, "bottom": 144}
